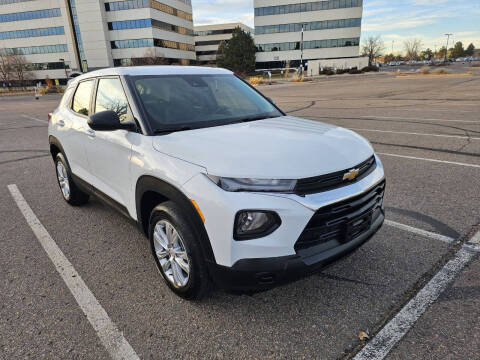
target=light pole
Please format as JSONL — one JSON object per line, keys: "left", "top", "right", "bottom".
{"left": 300, "top": 24, "right": 304, "bottom": 72}
{"left": 392, "top": 40, "right": 394, "bottom": 54}
{"left": 444, "top": 34, "right": 452, "bottom": 62}
{"left": 59, "top": 58, "right": 68, "bottom": 81}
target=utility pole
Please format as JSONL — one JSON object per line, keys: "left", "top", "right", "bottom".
{"left": 300, "top": 24, "right": 304, "bottom": 73}
{"left": 444, "top": 33, "right": 452, "bottom": 62}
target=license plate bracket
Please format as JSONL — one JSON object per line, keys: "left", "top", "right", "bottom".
{"left": 344, "top": 211, "right": 373, "bottom": 242}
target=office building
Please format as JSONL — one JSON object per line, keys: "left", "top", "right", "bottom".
{"left": 254, "top": 0, "right": 363, "bottom": 70}
{"left": 194, "top": 23, "right": 253, "bottom": 65}
{"left": 0, "top": 0, "right": 195, "bottom": 81}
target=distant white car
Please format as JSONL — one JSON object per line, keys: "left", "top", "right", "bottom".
{"left": 48, "top": 66, "right": 385, "bottom": 299}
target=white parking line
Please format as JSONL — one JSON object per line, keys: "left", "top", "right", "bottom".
{"left": 360, "top": 115, "right": 479, "bottom": 124}
{"left": 21, "top": 114, "right": 48, "bottom": 123}
{"left": 384, "top": 220, "right": 455, "bottom": 244}
{"left": 377, "top": 153, "right": 480, "bottom": 168}
{"left": 7, "top": 184, "right": 140, "bottom": 360}
{"left": 350, "top": 128, "right": 480, "bottom": 140}
{"left": 353, "top": 236, "right": 479, "bottom": 360}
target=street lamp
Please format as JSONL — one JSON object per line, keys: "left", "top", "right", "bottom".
{"left": 59, "top": 58, "right": 68, "bottom": 81}
{"left": 444, "top": 34, "right": 452, "bottom": 62}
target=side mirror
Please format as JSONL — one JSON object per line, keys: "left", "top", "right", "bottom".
{"left": 88, "top": 110, "right": 135, "bottom": 131}
{"left": 267, "top": 97, "right": 275, "bottom": 105}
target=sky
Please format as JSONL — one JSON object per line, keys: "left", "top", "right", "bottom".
{"left": 191, "top": 0, "right": 480, "bottom": 54}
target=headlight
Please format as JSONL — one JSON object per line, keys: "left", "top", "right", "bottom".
{"left": 234, "top": 210, "right": 281, "bottom": 240}
{"left": 207, "top": 175, "right": 296, "bottom": 192}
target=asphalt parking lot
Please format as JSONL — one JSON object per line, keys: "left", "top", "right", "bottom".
{"left": 1, "top": 71, "right": 479, "bottom": 359}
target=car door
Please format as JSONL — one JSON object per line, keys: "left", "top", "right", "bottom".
{"left": 84, "top": 76, "right": 137, "bottom": 209}
{"left": 61, "top": 79, "right": 95, "bottom": 183}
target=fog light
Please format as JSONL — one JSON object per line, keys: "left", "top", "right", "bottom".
{"left": 234, "top": 211, "right": 281, "bottom": 240}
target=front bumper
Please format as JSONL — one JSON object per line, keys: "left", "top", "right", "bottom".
{"left": 209, "top": 209, "right": 384, "bottom": 290}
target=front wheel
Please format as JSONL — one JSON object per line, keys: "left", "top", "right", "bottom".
{"left": 54, "top": 153, "right": 89, "bottom": 206}
{"left": 149, "top": 201, "right": 211, "bottom": 300}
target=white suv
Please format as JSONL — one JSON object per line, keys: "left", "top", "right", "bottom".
{"left": 49, "top": 66, "right": 385, "bottom": 299}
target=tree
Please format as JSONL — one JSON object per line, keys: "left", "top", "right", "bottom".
{"left": 437, "top": 46, "right": 447, "bottom": 59}
{"left": 10, "top": 54, "right": 31, "bottom": 84}
{"left": 465, "top": 43, "right": 475, "bottom": 56}
{"left": 361, "top": 35, "right": 384, "bottom": 66}
{"left": 130, "top": 49, "right": 167, "bottom": 66}
{"left": 404, "top": 39, "right": 422, "bottom": 61}
{"left": 0, "top": 50, "right": 13, "bottom": 85}
{"left": 216, "top": 27, "right": 256, "bottom": 75}
{"left": 421, "top": 48, "right": 433, "bottom": 60}
{"left": 450, "top": 42, "right": 465, "bottom": 58}
{"left": 383, "top": 53, "right": 396, "bottom": 64}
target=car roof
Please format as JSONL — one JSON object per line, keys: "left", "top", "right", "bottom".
{"left": 70, "top": 66, "right": 233, "bottom": 84}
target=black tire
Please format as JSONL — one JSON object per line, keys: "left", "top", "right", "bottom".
{"left": 149, "top": 201, "right": 211, "bottom": 300}
{"left": 54, "top": 153, "right": 89, "bottom": 206}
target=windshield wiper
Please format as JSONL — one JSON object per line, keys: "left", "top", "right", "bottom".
{"left": 153, "top": 126, "right": 192, "bottom": 135}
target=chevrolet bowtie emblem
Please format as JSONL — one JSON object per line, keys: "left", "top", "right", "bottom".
{"left": 343, "top": 168, "right": 360, "bottom": 181}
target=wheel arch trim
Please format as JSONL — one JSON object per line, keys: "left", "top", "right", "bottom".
{"left": 135, "top": 175, "right": 216, "bottom": 264}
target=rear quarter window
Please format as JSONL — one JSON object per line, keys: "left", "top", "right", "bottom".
{"left": 59, "top": 86, "right": 75, "bottom": 108}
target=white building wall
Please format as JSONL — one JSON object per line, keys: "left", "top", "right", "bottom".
{"left": 75, "top": 0, "right": 113, "bottom": 69}
{"left": 254, "top": 0, "right": 363, "bottom": 69}
{"left": 194, "top": 23, "right": 253, "bottom": 64}
{"left": 0, "top": 0, "right": 79, "bottom": 80}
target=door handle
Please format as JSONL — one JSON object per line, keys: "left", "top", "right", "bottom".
{"left": 86, "top": 129, "right": 96, "bottom": 138}
{"left": 58, "top": 120, "right": 65, "bottom": 127}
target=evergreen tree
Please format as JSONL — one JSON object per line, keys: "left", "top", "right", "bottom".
{"left": 216, "top": 27, "right": 256, "bottom": 75}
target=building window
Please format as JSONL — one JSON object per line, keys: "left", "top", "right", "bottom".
{"left": 0, "top": 27, "right": 64, "bottom": 40}
{"left": 105, "top": 0, "right": 193, "bottom": 22}
{"left": 254, "top": 0, "right": 362, "bottom": 16}
{"left": 0, "top": 44, "right": 68, "bottom": 55}
{"left": 195, "top": 40, "right": 224, "bottom": 46}
{"left": 194, "top": 29, "right": 235, "bottom": 36}
{"left": 0, "top": 8, "right": 61, "bottom": 23}
{"left": 108, "top": 18, "right": 193, "bottom": 35}
{"left": 110, "top": 38, "right": 194, "bottom": 51}
{"left": 255, "top": 38, "right": 360, "bottom": 52}
{"left": 196, "top": 50, "right": 218, "bottom": 56}
{"left": 255, "top": 18, "right": 361, "bottom": 35}
{"left": 0, "top": 0, "right": 35, "bottom": 4}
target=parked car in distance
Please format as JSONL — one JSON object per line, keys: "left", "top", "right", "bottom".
{"left": 48, "top": 66, "right": 386, "bottom": 299}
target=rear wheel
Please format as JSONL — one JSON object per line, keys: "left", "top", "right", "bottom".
{"left": 149, "top": 201, "right": 211, "bottom": 300}
{"left": 54, "top": 153, "right": 89, "bottom": 206}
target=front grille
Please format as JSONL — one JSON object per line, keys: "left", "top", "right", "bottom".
{"left": 294, "top": 155, "right": 376, "bottom": 195}
{"left": 294, "top": 180, "right": 385, "bottom": 251}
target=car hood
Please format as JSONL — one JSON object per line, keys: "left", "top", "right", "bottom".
{"left": 152, "top": 116, "right": 374, "bottom": 179}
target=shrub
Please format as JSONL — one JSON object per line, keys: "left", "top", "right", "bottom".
{"left": 417, "top": 67, "right": 430, "bottom": 74}
{"left": 336, "top": 69, "right": 348, "bottom": 74}
{"left": 291, "top": 74, "right": 305, "bottom": 82}
{"left": 434, "top": 68, "right": 449, "bottom": 75}
{"left": 361, "top": 65, "right": 380, "bottom": 72}
{"left": 320, "top": 68, "right": 335, "bottom": 75}
{"left": 249, "top": 76, "right": 264, "bottom": 86}
{"left": 349, "top": 68, "right": 363, "bottom": 74}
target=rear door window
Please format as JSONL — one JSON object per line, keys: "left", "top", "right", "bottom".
{"left": 72, "top": 80, "right": 94, "bottom": 116}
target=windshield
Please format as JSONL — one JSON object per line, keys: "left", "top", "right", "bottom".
{"left": 132, "top": 74, "right": 282, "bottom": 132}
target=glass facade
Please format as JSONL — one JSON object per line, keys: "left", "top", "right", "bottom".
{"left": 105, "top": 0, "right": 193, "bottom": 21}
{"left": 194, "top": 28, "right": 234, "bottom": 37}
{"left": 68, "top": 0, "right": 86, "bottom": 62}
{"left": 25, "top": 61, "right": 72, "bottom": 71}
{"left": 195, "top": 40, "right": 224, "bottom": 46}
{"left": 255, "top": 0, "right": 363, "bottom": 16}
{"left": 196, "top": 50, "right": 218, "bottom": 56}
{"left": 256, "top": 37, "right": 360, "bottom": 52}
{"left": 0, "top": 8, "right": 61, "bottom": 23}
{"left": 108, "top": 18, "right": 193, "bottom": 35}
{"left": 255, "top": 18, "right": 361, "bottom": 35}
{"left": 111, "top": 38, "right": 195, "bottom": 51}
{"left": 0, "top": 44, "right": 68, "bottom": 55}
{"left": 0, "top": 26, "right": 64, "bottom": 40}
{"left": 0, "top": 0, "right": 35, "bottom": 4}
